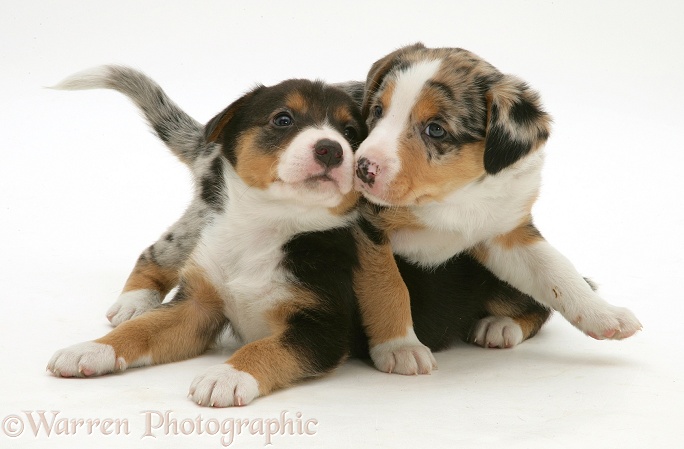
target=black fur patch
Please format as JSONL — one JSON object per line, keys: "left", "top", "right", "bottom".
{"left": 357, "top": 215, "right": 387, "bottom": 246}
{"left": 200, "top": 156, "right": 225, "bottom": 211}
{"left": 484, "top": 103, "right": 533, "bottom": 175}
{"left": 398, "top": 253, "right": 550, "bottom": 351}
{"left": 281, "top": 227, "right": 367, "bottom": 366}
{"left": 510, "top": 97, "right": 543, "bottom": 127}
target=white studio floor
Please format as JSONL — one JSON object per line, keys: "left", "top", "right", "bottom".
{"left": 2, "top": 1, "right": 683, "bottom": 448}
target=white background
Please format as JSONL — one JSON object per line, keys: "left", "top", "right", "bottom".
{"left": 1, "top": 1, "right": 683, "bottom": 448}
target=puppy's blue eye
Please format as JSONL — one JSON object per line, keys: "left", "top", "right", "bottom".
{"left": 424, "top": 122, "right": 446, "bottom": 139}
{"left": 373, "top": 105, "right": 383, "bottom": 119}
{"left": 273, "top": 113, "right": 293, "bottom": 127}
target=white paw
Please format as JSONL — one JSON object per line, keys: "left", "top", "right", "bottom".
{"left": 189, "top": 364, "right": 260, "bottom": 407}
{"left": 47, "top": 342, "right": 121, "bottom": 377}
{"left": 369, "top": 329, "right": 437, "bottom": 375}
{"left": 472, "top": 316, "right": 524, "bottom": 348}
{"left": 573, "top": 305, "right": 642, "bottom": 340}
{"left": 107, "top": 289, "right": 161, "bottom": 326}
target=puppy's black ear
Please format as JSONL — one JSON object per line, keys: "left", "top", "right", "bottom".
{"left": 205, "top": 88, "right": 261, "bottom": 143}
{"left": 484, "top": 75, "right": 551, "bottom": 175}
{"left": 204, "top": 87, "right": 262, "bottom": 165}
{"left": 362, "top": 43, "right": 426, "bottom": 118}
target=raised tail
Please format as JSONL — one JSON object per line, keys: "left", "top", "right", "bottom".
{"left": 53, "top": 65, "right": 207, "bottom": 167}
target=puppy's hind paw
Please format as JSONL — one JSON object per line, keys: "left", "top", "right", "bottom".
{"left": 106, "top": 289, "right": 161, "bottom": 326}
{"left": 471, "top": 316, "right": 524, "bottom": 349}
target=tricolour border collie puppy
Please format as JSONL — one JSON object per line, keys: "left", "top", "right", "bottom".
{"left": 348, "top": 43, "right": 642, "bottom": 374}
{"left": 47, "top": 66, "right": 371, "bottom": 406}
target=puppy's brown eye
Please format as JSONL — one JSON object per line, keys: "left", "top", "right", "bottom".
{"left": 344, "top": 126, "right": 358, "bottom": 141}
{"left": 273, "top": 112, "right": 294, "bottom": 127}
{"left": 373, "top": 105, "right": 383, "bottom": 119}
{"left": 424, "top": 122, "right": 446, "bottom": 139}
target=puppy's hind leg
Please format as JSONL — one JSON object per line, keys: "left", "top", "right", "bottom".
{"left": 50, "top": 263, "right": 227, "bottom": 377}
{"left": 471, "top": 298, "right": 551, "bottom": 349}
{"left": 107, "top": 201, "right": 211, "bottom": 325}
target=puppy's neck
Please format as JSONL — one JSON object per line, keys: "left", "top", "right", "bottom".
{"left": 222, "top": 164, "right": 357, "bottom": 236}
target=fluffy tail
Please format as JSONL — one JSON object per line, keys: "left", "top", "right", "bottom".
{"left": 53, "top": 65, "right": 206, "bottom": 167}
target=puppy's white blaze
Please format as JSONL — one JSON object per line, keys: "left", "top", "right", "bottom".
{"left": 277, "top": 125, "right": 355, "bottom": 194}
{"left": 357, "top": 58, "right": 443, "bottom": 183}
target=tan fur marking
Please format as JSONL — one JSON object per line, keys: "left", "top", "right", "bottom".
{"left": 390, "top": 140, "right": 486, "bottom": 205}
{"left": 512, "top": 311, "right": 549, "bottom": 341}
{"left": 469, "top": 242, "right": 489, "bottom": 265}
{"left": 229, "top": 287, "right": 321, "bottom": 395}
{"left": 412, "top": 91, "right": 442, "bottom": 125}
{"left": 493, "top": 217, "right": 543, "bottom": 249}
{"left": 485, "top": 299, "right": 550, "bottom": 341}
{"left": 122, "top": 259, "right": 178, "bottom": 295}
{"left": 234, "top": 129, "right": 279, "bottom": 189}
{"left": 228, "top": 337, "right": 304, "bottom": 395}
{"left": 285, "top": 91, "right": 309, "bottom": 114}
{"left": 97, "top": 263, "right": 226, "bottom": 365}
{"left": 328, "top": 190, "right": 360, "bottom": 216}
{"left": 486, "top": 298, "right": 524, "bottom": 317}
{"left": 266, "top": 285, "right": 319, "bottom": 334}
{"left": 333, "top": 105, "right": 353, "bottom": 125}
{"left": 363, "top": 203, "right": 424, "bottom": 233}
{"left": 377, "top": 82, "right": 396, "bottom": 113}
{"left": 352, "top": 226, "right": 413, "bottom": 346}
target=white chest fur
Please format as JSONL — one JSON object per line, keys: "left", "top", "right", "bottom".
{"left": 191, "top": 170, "right": 356, "bottom": 344}
{"left": 193, "top": 210, "right": 292, "bottom": 344}
{"left": 391, "top": 152, "right": 544, "bottom": 267}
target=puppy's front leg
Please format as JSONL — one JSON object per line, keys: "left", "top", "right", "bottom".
{"left": 189, "top": 300, "right": 350, "bottom": 407}
{"left": 474, "top": 220, "right": 642, "bottom": 340}
{"left": 353, "top": 225, "right": 436, "bottom": 375}
{"left": 48, "top": 264, "right": 227, "bottom": 377}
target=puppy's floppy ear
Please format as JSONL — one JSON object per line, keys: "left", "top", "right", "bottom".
{"left": 484, "top": 75, "right": 551, "bottom": 175}
{"left": 362, "top": 42, "right": 426, "bottom": 118}
{"left": 205, "top": 89, "right": 260, "bottom": 143}
{"left": 204, "top": 87, "right": 262, "bottom": 165}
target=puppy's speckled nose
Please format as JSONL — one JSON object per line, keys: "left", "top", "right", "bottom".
{"left": 356, "top": 157, "right": 378, "bottom": 186}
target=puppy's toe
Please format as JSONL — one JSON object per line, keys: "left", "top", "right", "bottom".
{"left": 106, "top": 289, "right": 161, "bottom": 326}
{"left": 47, "top": 342, "right": 118, "bottom": 378}
{"left": 472, "top": 316, "right": 524, "bottom": 349}
{"left": 189, "top": 364, "right": 259, "bottom": 407}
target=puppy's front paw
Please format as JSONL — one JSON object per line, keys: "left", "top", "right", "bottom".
{"left": 575, "top": 305, "right": 642, "bottom": 340}
{"left": 370, "top": 337, "right": 437, "bottom": 375}
{"left": 189, "top": 364, "right": 260, "bottom": 407}
{"left": 107, "top": 289, "right": 161, "bottom": 326}
{"left": 47, "top": 342, "right": 121, "bottom": 377}
{"left": 471, "top": 316, "right": 524, "bottom": 348}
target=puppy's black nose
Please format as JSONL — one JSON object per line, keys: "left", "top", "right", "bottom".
{"left": 314, "top": 139, "right": 343, "bottom": 168}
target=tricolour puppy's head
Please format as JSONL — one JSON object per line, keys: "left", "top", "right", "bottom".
{"left": 355, "top": 43, "right": 551, "bottom": 206}
{"left": 205, "top": 79, "right": 367, "bottom": 210}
